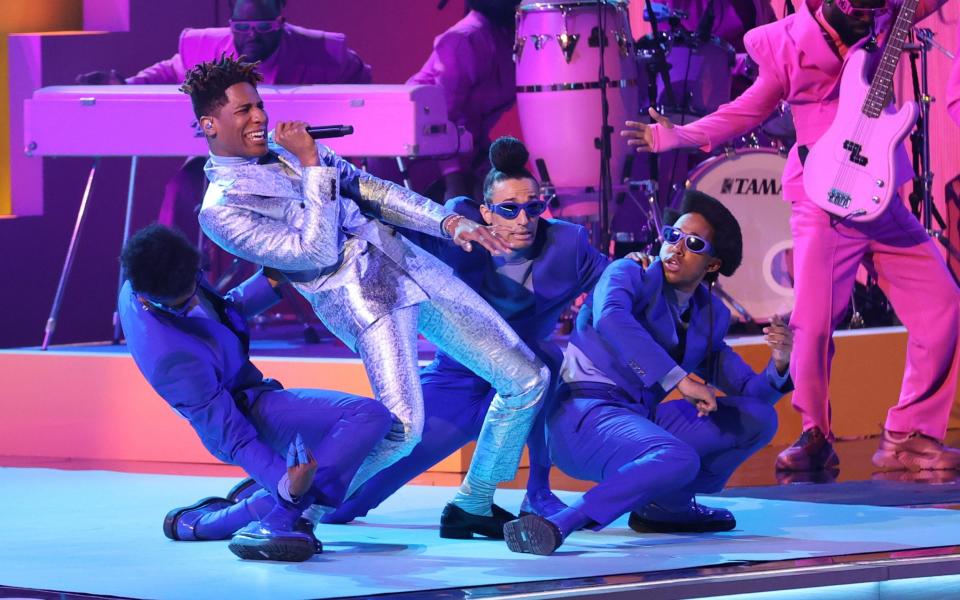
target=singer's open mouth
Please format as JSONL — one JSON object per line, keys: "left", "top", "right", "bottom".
{"left": 245, "top": 130, "right": 266, "bottom": 142}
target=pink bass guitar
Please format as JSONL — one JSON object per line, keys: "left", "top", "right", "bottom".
{"left": 803, "top": 0, "right": 920, "bottom": 222}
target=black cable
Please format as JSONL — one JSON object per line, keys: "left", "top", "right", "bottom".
{"left": 906, "top": 30, "right": 924, "bottom": 219}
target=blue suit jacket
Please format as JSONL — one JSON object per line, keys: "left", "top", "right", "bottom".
{"left": 119, "top": 273, "right": 288, "bottom": 496}
{"left": 570, "top": 258, "right": 792, "bottom": 409}
{"left": 405, "top": 196, "right": 609, "bottom": 373}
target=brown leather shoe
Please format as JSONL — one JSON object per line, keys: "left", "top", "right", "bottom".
{"left": 872, "top": 430, "right": 960, "bottom": 472}
{"left": 775, "top": 427, "right": 840, "bottom": 472}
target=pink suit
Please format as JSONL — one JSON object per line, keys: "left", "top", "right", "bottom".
{"left": 650, "top": 0, "right": 960, "bottom": 441}
{"left": 407, "top": 10, "right": 516, "bottom": 178}
{"left": 126, "top": 23, "right": 372, "bottom": 85}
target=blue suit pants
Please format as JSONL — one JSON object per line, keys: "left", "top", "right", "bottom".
{"left": 548, "top": 385, "right": 777, "bottom": 528}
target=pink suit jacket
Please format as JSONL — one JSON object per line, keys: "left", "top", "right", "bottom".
{"left": 651, "top": 0, "right": 944, "bottom": 201}
{"left": 126, "top": 23, "right": 372, "bottom": 85}
{"left": 407, "top": 10, "right": 516, "bottom": 176}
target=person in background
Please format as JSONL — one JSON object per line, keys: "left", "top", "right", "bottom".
{"left": 77, "top": 0, "right": 371, "bottom": 249}
{"left": 407, "top": 0, "right": 520, "bottom": 200}
{"left": 624, "top": 0, "right": 960, "bottom": 475}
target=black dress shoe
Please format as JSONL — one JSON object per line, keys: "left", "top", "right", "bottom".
{"left": 228, "top": 521, "right": 316, "bottom": 562}
{"left": 225, "top": 477, "right": 260, "bottom": 504}
{"left": 504, "top": 515, "right": 563, "bottom": 555}
{"left": 163, "top": 496, "right": 233, "bottom": 541}
{"left": 439, "top": 503, "right": 516, "bottom": 539}
{"left": 293, "top": 518, "right": 323, "bottom": 554}
{"left": 628, "top": 501, "right": 736, "bottom": 533}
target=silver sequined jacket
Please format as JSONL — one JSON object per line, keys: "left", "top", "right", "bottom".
{"left": 199, "top": 142, "right": 456, "bottom": 349}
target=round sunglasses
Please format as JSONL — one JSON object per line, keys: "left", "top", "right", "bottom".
{"left": 486, "top": 199, "right": 548, "bottom": 220}
{"left": 661, "top": 226, "right": 715, "bottom": 256}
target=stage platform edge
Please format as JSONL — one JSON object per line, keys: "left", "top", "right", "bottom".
{"left": 1, "top": 326, "right": 958, "bottom": 474}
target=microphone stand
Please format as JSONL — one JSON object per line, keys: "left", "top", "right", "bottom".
{"left": 907, "top": 29, "right": 959, "bottom": 261}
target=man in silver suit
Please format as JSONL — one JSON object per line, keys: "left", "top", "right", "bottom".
{"left": 183, "top": 56, "right": 549, "bottom": 539}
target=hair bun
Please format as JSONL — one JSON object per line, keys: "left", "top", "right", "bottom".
{"left": 489, "top": 136, "right": 529, "bottom": 173}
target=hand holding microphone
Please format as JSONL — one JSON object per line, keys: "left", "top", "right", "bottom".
{"left": 274, "top": 122, "right": 354, "bottom": 167}
{"left": 306, "top": 125, "right": 354, "bottom": 139}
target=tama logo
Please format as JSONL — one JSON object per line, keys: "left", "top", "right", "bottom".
{"left": 720, "top": 178, "right": 782, "bottom": 195}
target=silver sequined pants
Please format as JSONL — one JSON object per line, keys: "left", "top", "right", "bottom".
{"left": 348, "top": 273, "right": 549, "bottom": 495}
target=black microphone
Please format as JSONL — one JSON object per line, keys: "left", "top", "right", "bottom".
{"left": 307, "top": 125, "right": 354, "bottom": 139}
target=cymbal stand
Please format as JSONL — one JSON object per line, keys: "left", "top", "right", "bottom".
{"left": 908, "top": 28, "right": 959, "bottom": 261}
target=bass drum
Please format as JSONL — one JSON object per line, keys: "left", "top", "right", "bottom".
{"left": 680, "top": 148, "right": 793, "bottom": 322}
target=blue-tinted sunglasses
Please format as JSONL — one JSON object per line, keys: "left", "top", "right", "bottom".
{"left": 143, "top": 270, "right": 203, "bottom": 317}
{"left": 229, "top": 17, "right": 284, "bottom": 34}
{"left": 487, "top": 199, "right": 548, "bottom": 220}
{"left": 662, "top": 226, "right": 715, "bottom": 255}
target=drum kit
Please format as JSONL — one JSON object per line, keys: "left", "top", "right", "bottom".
{"left": 514, "top": 0, "right": 798, "bottom": 325}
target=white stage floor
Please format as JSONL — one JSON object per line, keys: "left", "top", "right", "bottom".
{"left": 4, "top": 467, "right": 960, "bottom": 599}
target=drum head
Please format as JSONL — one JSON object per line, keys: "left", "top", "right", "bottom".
{"left": 683, "top": 148, "right": 793, "bottom": 321}
{"left": 520, "top": 0, "right": 628, "bottom": 8}
{"left": 637, "top": 32, "right": 735, "bottom": 118}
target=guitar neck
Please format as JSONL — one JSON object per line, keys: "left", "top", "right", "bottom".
{"left": 862, "top": 0, "right": 920, "bottom": 117}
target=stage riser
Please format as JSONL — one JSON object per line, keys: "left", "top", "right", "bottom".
{"left": 1, "top": 328, "right": 956, "bottom": 472}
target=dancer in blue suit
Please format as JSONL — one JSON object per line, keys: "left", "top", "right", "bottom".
{"left": 505, "top": 190, "right": 794, "bottom": 555}
{"left": 119, "top": 224, "right": 392, "bottom": 562}
{"left": 320, "top": 137, "right": 610, "bottom": 526}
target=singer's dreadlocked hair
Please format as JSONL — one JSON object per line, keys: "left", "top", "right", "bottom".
{"left": 180, "top": 55, "right": 263, "bottom": 119}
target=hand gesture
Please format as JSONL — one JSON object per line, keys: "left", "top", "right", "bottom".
{"left": 677, "top": 376, "right": 717, "bottom": 418}
{"left": 763, "top": 314, "right": 793, "bottom": 375}
{"left": 625, "top": 251, "right": 653, "bottom": 268}
{"left": 446, "top": 217, "right": 511, "bottom": 255}
{"left": 286, "top": 433, "right": 318, "bottom": 499}
{"left": 274, "top": 121, "right": 319, "bottom": 167}
{"left": 622, "top": 108, "right": 674, "bottom": 153}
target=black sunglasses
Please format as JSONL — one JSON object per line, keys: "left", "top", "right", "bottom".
{"left": 143, "top": 270, "right": 204, "bottom": 317}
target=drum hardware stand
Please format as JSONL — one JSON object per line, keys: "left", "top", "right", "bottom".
{"left": 41, "top": 159, "right": 99, "bottom": 350}
{"left": 112, "top": 156, "right": 138, "bottom": 344}
{"left": 535, "top": 158, "right": 559, "bottom": 210}
{"left": 41, "top": 154, "right": 150, "bottom": 349}
{"left": 623, "top": 179, "right": 664, "bottom": 249}
{"left": 712, "top": 282, "right": 754, "bottom": 323}
{"left": 906, "top": 28, "right": 960, "bottom": 262}
{"left": 640, "top": 0, "right": 678, "bottom": 214}
{"left": 848, "top": 292, "right": 865, "bottom": 329}
{"left": 596, "top": 0, "right": 615, "bottom": 253}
